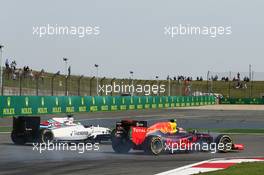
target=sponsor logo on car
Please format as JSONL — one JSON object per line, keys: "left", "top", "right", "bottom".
{"left": 71, "top": 130, "right": 89, "bottom": 136}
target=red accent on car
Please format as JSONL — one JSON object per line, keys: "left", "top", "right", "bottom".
{"left": 131, "top": 127, "right": 147, "bottom": 145}
{"left": 233, "top": 144, "right": 244, "bottom": 150}
{"left": 40, "top": 121, "right": 49, "bottom": 126}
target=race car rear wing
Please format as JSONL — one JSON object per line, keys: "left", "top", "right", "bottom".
{"left": 12, "top": 116, "right": 41, "bottom": 144}
{"left": 115, "top": 120, "right": 147, "bottom": 132}
{"left": 117, "top": 120, "right": 147, "bottom": 127}
{"left": 114, "top": 120, "right": 148, "bottom": 145}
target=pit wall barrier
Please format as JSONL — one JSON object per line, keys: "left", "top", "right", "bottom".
{"left": 0, "top": 96, "right": 215, "bottom": 117}
{"left": 221, "top": 98, "right": 264, "bottom": 104}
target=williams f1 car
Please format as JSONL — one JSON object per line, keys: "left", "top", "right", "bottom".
{"left": 40, "top": 116, "right": 111, "bottom": 143}
{"left": 11, "top": 115, "right": 111, "bottom": 145}
{"left": 111, "top": 119, "right": 244, "bottom": 155}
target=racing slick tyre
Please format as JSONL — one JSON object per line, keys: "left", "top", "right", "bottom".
{"left": 215, "top": 134, "right": 233, "bottom": 153}
{"left": 11, "top": 131, "right": 26, "bottom": 145}
{"left": 41, "top": 129, "right": 54, "bottom": 143}
{"left": 111, "top": 129, "right": 132, "bottom": 154}
{"left": 144, "top": 136, "right": 163, "bottom": 155}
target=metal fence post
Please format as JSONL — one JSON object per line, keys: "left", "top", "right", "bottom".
{"left": 90, "top": 76, "right": 95, "bottom": 96}
{"left": 142, "top": 80, "right": 147, "bottom": 96}
{"left": 0, "top": 45, "right": 4, "bottom": 95}
{"left": 19, "top": 74, "right": 22, "bottom": 96}
{"left": 207, "top": 71, "right": 209, "bottom": 93}
{"left": 65, "top": 75, "right": 69, "bottom": 96}
{"left": 132, "top": 79, "right": 137, "bottom": 96}
{"left": 51, "top": 71, "right": 60, "bottom": 96}
{"left": 228, "top": 71, "right": 231, "bottom": 98}
{"left": 36, "top": 77, "right": 39, "bottom": 96}
{"left": 168, "top": 78, "right": 171, "bottom": 96}
{"left": 51, "top": 77, "right": 54, "bottom": 96}
{"left": 1, "top": 69, "right": 4, "bottom": 95}
{"left": 110, "top": 78, "right": 116, "bottom": 96}
{"left": 78, "top": 75, "right": 83, "bottom": 96}
{"left": 179, "top": 80, "right": 182, "bottom": 96}
{"left": 100, "top": 77, "right": 106, "bottom": 96}
{"left": 251, "top": 71, "right": 254, "bottom": 98}
{"left": 158, "top": 80, "right": 162, "bottom": 96}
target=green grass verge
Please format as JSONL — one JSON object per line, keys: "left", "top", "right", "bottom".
{"left": 201, "top": 162, "right": 264, "bottom": 175}
{"left": 0, "top": 126, "right": 12, "bottom": 132}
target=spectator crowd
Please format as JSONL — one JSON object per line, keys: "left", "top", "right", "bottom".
{"left": 167, "top": 72, "right": 251, "bottom": 90}
{"left": 3, "top": 58, "right": 252, "bottom": 91}
{"left": 4, "top": 59, "right": 45, "bottom": 81}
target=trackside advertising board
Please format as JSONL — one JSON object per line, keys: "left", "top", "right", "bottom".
{"left": 0, "top": 96, "right": 215, "bottom": 117}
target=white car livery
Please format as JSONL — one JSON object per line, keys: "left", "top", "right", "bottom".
{"left": 40, "top": 117, "right": 111, "bottom": 143}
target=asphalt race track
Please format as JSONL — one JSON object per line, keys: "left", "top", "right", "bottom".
{"left": 0, "top": 109, "right": 264, "bottom": 175}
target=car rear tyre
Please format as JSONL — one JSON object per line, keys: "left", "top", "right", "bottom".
{"left": 145, "top": 136, "right": 163, "bottom": 155}
{"left": 11, "top": 131, "right": 26, "bottom": 145}
{"left": 111, "top": 130, "right": 131, "bottom": 153}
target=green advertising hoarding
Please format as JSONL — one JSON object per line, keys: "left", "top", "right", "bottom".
{"left": 0, "top": 95, "right": 215, "bottom": 117}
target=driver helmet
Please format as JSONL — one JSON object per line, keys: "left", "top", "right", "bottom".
{"left": 66, "top": 114, "right": 74, "bottom": 124}
{"left": 169, "top": 119, "right": 177, "bottom": 133}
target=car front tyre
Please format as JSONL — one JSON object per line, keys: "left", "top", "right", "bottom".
{"left": 215, "top": 134, "right": 233, "bottom": 153}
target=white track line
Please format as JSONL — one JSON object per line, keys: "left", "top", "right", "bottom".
{"left": 156, "top": 159, "right": 215, "bottom": 175}
{"left": 156, "top": 157, "right": 264, "bottom": 175}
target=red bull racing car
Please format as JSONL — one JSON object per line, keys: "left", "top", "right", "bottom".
{"left": 111, "top": 119, "right": 244, "bottom": 155}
